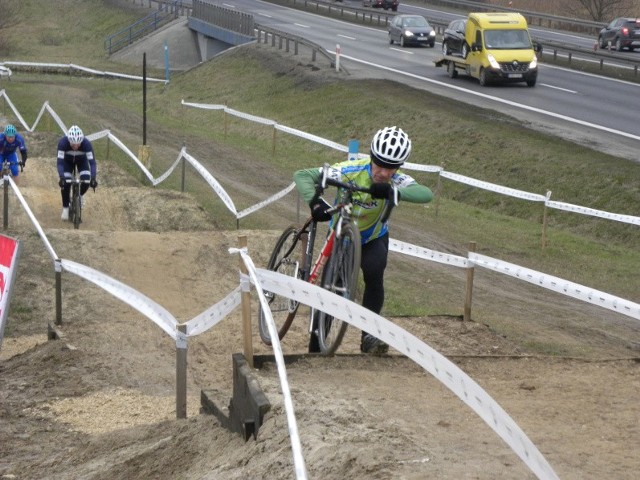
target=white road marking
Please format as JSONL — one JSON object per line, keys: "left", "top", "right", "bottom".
{"left": 539, "top": 84, "right": 577, "bottom": 93}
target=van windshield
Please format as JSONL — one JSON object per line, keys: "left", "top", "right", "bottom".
{"left": 484, "top": 29, "right": 531, "bottom": 49}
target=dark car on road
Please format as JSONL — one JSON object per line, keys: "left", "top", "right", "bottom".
{"left": 442, "top": 18, "right": 469, "bottom": 57}
{"left": 388, "top": 14, "right": 436, "bottom": 48}
{"left": 363, "top": 0, "right": 398, "bottom": 12}
{"left": 598, "top": 17, "right": 640, "bottom": 51}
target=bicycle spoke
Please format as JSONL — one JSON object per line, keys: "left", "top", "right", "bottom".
{"left": 258, "top": 225, "right": 303, "bottom": 346}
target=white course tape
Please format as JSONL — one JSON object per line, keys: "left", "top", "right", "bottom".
{"left": 226, "top": 107, "right": 276, "bottom": 126}
{"left": 233, "top": 249, "right": 308, "bottom": 480}
{"left": 7, "top": 177, "right": 57, "bottom": 261}
{"left": 184, "top": 286, "right": 242, "bottom": 337}
{"left": 44, "top": 102, "right": 67, "bottom": 132}
{"left": 2, "top": 61, "right": 166, "bottom": 83}
{"left": 470, "top": 253, "right": 640, "bottom": 321}
{"left": 390, "top": 238, "right": 468, "bottom": 268}
{"left": 105, "top": 132, "right": 155, "bottom": 183}
{"left": 180, "top": 100, "right": 226, "bottom": 111}
{"left": 441, "top": 171, "right": 547, "bottom": 202}
{"left": 0, "top": 90, "right": 30, "bottom": 133}
{"left": 275, "top": 124, "right": 348, "bottom": 152}
{"left": 402, "top": 162, "right": 443, "bottom": 173}
{"left": 181, "top": 150, "right": 238, "bottom": 216}
{"left": 60, "top": 259, "right": 178, "bottom": 339}
{"left": 153, "top": 150, "right": 184, "bottom": 186}
{"left": 546, "top": 200, "right": 640, "bottom": 226}
{"left": 237, "top": 182, "right": 296, "bottom": 219}
{"left": 255, "top": 267, "right": 559, "bottom": 480}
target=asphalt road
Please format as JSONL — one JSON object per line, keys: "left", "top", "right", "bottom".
{"left": 120, "top": 1, "right": 640, "bottom": 162}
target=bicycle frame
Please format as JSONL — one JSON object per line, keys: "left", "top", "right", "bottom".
{"left": 307, "top": 225, "right": 334, "bottom": 286}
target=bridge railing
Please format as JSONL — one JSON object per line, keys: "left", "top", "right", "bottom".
{"left": 104, "top": 0, "right": 188, "bottom": 55}
{"left": 192, "top": 0, "right": 255, "bottom": 37}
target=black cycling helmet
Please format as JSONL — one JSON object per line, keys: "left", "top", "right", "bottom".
{"left": 370, "top": 126, "right": 412, "bottom": 169}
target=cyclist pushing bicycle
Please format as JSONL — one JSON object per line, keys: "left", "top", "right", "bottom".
{"left": 56, "top": 125, "right": 98, "bottom": 221}
{"left": 293, "top": 126, "right": 433, "bottom": 355}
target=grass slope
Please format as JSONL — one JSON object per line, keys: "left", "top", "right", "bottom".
{"left": 1, "top": 0, "right": 639, "bottom": 312}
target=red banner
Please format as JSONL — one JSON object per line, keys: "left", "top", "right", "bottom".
{"left": 0, "top": 234, "right": 22, "bottom": 348}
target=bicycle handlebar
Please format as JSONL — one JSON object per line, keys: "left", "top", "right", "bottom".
{"left": 312, "top": 163, "right": 399, "bottom": 210}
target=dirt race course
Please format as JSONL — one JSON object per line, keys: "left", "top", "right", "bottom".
{"left": 0, "top": 46, "right": 639, "bottom": 477}
{"left": 0, "top": 142, "right": 637, "bottom": 480}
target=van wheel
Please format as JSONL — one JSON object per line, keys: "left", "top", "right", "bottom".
{"left": 526, "top": 78, "right": 536, "bottom": 87}
{"left": 615, "top": 37, "right": 623, "bottom": 51}
{"left": 447, "top": 61, "right": 458, "bottom": 78}
{"left": 461, "top": 42, "right": 469, "bottom": 59}
{"left": 389, "top": 36, "right": 394, "bottom": 45}
{"left": 479, "top": 68, "right": 488, "bottom": 86}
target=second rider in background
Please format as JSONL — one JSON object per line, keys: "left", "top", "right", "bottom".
{"left": 0, "top": 124, "right": 28, "bottom": 183}
{"left": 57, "top": 125, "right": 98, "bottom": 220}
{"left": 294, "top": 126, "right": 433, "bottom": 355}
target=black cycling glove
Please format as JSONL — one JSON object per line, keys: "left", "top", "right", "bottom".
{"left": 369, "top": 182, "right": 393, "bottom": 199}
{"left": 58, "top": 177, "right": 65, "bottom": 188}
{"left": 310, "top": 198, "right": 332, "bottom": 222}
{"left": 90, "top": 177, "right": 98, "bottom": 191}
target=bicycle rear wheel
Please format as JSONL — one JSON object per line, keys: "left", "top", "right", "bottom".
{"left": 316, "top": 222, "right": 361, "bottom": 355}
{"left": 258, "top": 225, "right": 303, "bottom": 346}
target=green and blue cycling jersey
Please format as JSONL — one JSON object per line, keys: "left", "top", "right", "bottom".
{"left": 293, "top": 157, "right": 433, "bottom": 244}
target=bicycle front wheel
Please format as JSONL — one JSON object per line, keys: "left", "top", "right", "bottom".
{"left": 71, "top": 187, "right": 81, "bottom": 229}
{"left": 258, "top": 225, "right": 303, "bottom": 346}
{"left": 317, "top": 222, "right": 361, "bottom": 355}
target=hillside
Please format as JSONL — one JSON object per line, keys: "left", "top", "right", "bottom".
{"left": 0, "top": 127, "right": 638, "bottom": 479}
{"left": 0, "top": 0, "right": 639, "bottom": 476}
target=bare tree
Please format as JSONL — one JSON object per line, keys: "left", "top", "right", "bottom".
{"left": 569, "top": 0, "right": 637, "bottom": 21}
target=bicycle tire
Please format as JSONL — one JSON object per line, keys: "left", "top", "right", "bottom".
{"left": 258, "top": 225, "right": 303, "bottom": 346}
{"left": 316, "top": 221, "right": 361, "bottom": 355}
{"left": 71, "top": 185, "right": 81, "bottom": 229}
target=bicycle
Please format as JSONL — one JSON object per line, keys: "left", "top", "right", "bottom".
{"left": 65, "top": 170, "right": 90, "bottom": 229}
{"left": 2, "top": 158, "right": 22, "bottom": 178}
{"left": 258, "top": 164, "right": 395, "bottom": 355}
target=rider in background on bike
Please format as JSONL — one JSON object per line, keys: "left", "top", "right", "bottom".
{"left": 294, "top": 126, "right": 433, "bottom": 355}
{"left": 0, "top": 124, "right": 28, "bottom": 182}
{"left": 56, "top": 125, "right": 98, "bottom": 220}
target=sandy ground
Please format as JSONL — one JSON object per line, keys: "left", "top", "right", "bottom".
{"left": 0, "top": 45, "right": 639, "bottom": 479}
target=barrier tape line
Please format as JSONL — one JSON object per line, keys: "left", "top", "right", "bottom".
{"left": 2, "top": 90, "right": 638, "bottom": 227}
{"left": 390, "top": 238, "right": 468, "bottom": 268}
{"left": 471, "top": 253, "right": 640, "bottom": 321}
{"left": 253, "top": 267, "right": 559, "bottom": 480}
{"left": 60, "top": 259, "right": 178, "bottom": 339}
{"left": 232, "top": 248, "right": 308, "bottom": 480}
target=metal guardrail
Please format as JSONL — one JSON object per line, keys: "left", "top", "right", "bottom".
{"left": 254, "top": 24, "right": 344, "bottom": 72}
{"left": 413, "top": 0, "right": 605, "bottom": 35}
{"left": 105, "top": 1, "right": 190, "bottom": 55}
{"left": 278, "top": 0, "right": 640, "bottom": 75}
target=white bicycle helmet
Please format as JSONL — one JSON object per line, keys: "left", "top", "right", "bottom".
{"left": 370, "top": 126, "right": 412, "bottom": 168}
{"left": 67, "top": 125, "right": 84, "bottom": 144}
